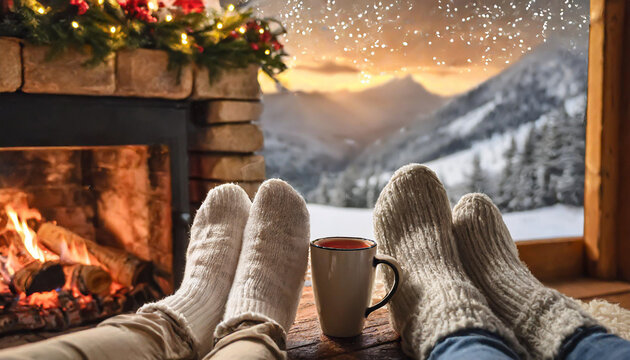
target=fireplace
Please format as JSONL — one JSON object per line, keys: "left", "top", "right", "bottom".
{"left": 0, "top": 59, "right": 264, "bottom": 344}
{"left": 0, "top": 93, "right": 192, "bottom": 338}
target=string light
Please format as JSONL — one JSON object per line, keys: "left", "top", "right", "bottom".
{"left": 36, "top": 7, "right": 45, "bottom": 14}
{"left": 147, "top": 1, "right": 157, "bottom": 11}
{"left": 238, "top": 26, "right": 246, "bottom": 34}
{"left": 265, "top": 49, "right": 271, "bottom": 55}
{"left": 181, "top": 33, "right": 188, "bottom": 45}
{"left": 165, "top": 14, "right": 173, "bottom": 22}
{"left": 71, "top": 21, "right": 79, "bottom": 28}
{"left": 258, "top": 28, "right": 265, "bottom": 34}
{"left": 110, "top": 26, "right": 116, "bottom": 33}
{"left": 227, "top": 4, "right": 235, "bottom": 11}
{"left": 216, "top": 22, "right": 223, "bottom": 29}
{"left": 97, "top": 0, "right": 103, "bottom": 4}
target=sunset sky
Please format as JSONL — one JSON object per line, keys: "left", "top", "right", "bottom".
{"left": 241, "top": 0, "right": 590, "bottom": 95}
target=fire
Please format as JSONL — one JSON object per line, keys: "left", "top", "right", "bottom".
{"left": 5, "top": 244, "right": 21, "bottom": 276}
{"left": 23, "top": 290, "right": 59, "bottom": 309}
{"left": 4, "top": 205, "right": 48, "bottom": 263}
{"left": 59, "top": 235, "right": 99, "bottom": 266}
{"left": 0, "top": 196, "right": 144, "bottom": 329}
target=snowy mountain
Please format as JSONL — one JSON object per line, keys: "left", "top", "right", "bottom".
{"left": 260, "top": 76, "right": 446, "bottom": 193}
{"left": 308, "top": 43, "right": 588, "bottom": 210}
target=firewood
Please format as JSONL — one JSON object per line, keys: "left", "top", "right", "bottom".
{"left": 12, "top": 261, "right": 65, "bottom": 295}
{"left": 0, "top": 284, "right": 161, "bottom": 336}
{"left": 64, "top": 264, "right": 112, "bottom": 296}
{"left": 37, "top": 223, "right": 151, "bottom": 287}
{"left": 0, "top": 308, "right": 46, "bottom": 334}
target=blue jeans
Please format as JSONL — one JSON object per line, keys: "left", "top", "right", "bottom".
{"left": 428, "top": 326, "right": 630, "bottom": 360}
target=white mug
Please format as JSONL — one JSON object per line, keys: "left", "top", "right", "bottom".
{"left": 310, "top": 237, "right": 402, "bottom": 337}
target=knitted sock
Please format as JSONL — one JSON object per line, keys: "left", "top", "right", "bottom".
{"left": 452, "top": 193, "right": 599, "bottom": 359}
{"left": 215, "top": 179, "right": 310, "bottom": 341}
{"left": 139, "top": 184, "right": 252, "bottom": 357}
{"left": 374, "top": 164, "right": 524, "bottom": 359}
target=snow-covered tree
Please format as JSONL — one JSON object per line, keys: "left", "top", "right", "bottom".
{"left": 509, "top": 126, "right": 539, "bottom": 211}
{"left": 497, "top": 137, "right": 518, "bottom": 209}
{"left": 537, "top": 111, "right": 567, "bottom": 207}
{"left": 557, "top": 112, "right": 586, "bottom": 206}
{"left": 310, "top": 173, "right": 331, "bottom": 204}
{"left": 467, "top": 154, "right": 486, "bottom": 193}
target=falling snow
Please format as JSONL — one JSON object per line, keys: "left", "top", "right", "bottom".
{"left": 248, "top": 0, "right": 589, "bottom": 84}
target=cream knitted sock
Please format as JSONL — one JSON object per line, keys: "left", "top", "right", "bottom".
{"left": 374, "top": 164, "right": 524, "bottom": 359}
{"left": 138, "top": 184, "right": 251, "bottom": 357}
{"left": 452, "top": 193, "right": 600, "bottom": 359}
{"left": 215, "top": 179, "right": 310, "bottom": 341}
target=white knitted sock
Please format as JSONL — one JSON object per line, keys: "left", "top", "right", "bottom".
{"left": 452, "top": 193, "right": 600, "bottom": 359}
{"left": 215, "top": 179, "right": 310, "bottom": 341}
{"left": 374, "top": 164, "right": 524, "bottom": 359}
{"left": 138, "top": 184, "right": 251, "bottom": 357}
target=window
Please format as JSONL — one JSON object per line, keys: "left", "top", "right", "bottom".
{"left": 253, "top": 0, "right": 590, "bottom": 241}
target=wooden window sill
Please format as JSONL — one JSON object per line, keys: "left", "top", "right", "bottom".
{"left": 546, "top": 277, "right": 630, "bottom": 308}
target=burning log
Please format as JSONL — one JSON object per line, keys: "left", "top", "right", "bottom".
{"left": 0, "top": 283, "right": 160, "bottom": 336}
{"left": 12, "top": 261, "right": 65, "bottom": 295}
{"left": 37, "top": 223, "right": 151, "bottom": 287}
{"left": 64, "top": 264, "right": 112, "bottom": 296}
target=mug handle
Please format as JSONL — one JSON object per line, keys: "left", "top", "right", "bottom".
{"left": 365, "top": 254, "right": 402, "bottom": 317}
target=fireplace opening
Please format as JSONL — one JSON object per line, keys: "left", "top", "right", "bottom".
{"left": 0, "top": 145, "right": 172, "bottom": 335}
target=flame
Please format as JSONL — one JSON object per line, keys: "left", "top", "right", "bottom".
{"left": 5, "top": 205, "right": 46, "bottom": 262}
{"left": 25, "top": 291, "right": 59, "bottom": 309}
{"left": 5, "top": 244, "right": 21, "bottom": 276}
{"left": 59, "top": 235, "right": 100, "bottom": 266}
{"left": 1, "top": 199, "right": 127, "bottom": 316}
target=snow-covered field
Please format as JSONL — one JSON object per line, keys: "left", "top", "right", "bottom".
{"left": 308, "top": 203, "right": 583, "bottom": 241}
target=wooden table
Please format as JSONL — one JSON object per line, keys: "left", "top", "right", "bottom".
{"left": 287, "top": 282, "right": 407, "bottom": 359}
{"left": 286, "top": 277, "right": 630, "bottom": 359}
{"left": 0, "top": 277, "right": 627, "bottom": 357}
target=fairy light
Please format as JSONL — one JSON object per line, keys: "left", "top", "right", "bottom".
{"left": 36, "top": 7, "right": 45, "bottom": 14}
{"left": 265, "top": 49, "right": 271, "bottom": 55}
{"left": 216, "top": 22, "right": 223, "bottom": 29}
{"left": 147, "top": 1, "right": 157, "bottom": 10}
{"left": 71, "top": 21, "right": 79, "bottom": 28}
{"left": 97, "top": 0, "right": 103, "bottom": 4}
{"left": 181, "top": 33, "right": 188, "bottom": 45}
{"left": 227, "top": 4, "right": 235, "bottom": 11}
{"left": 165, "top": 14, "right": 173, "bottom": 22}
{"left": 259, "top": 28, "right": 265, "bottom": 34}
{"left": 238, "top": 26, "right": 246, "bottom": 34}
{"left": 110, "top": 26, "right": 116, "bottom": 33}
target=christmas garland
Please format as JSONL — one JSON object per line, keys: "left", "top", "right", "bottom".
{"left": 0, "top": 0, "right": 287, "bottom": 80}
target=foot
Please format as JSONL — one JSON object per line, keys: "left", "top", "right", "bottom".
{"left": 215, "top": 179, "right": 310, "bottom": 342}
{"left": 452, "top": 193, "right": 598, "bottom": 359}
{"left": 374, "top": 164, "right": 523, "bottom": 359}
{"left": 139, "top": 184, "right": 252, "bottom": 357}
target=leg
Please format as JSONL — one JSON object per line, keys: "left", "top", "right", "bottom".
{"left": 429, "top": 329, "right": 520, "bottom": 360}
{"left": 373, "top": 164, "right": 525, "bottom": 359}
{"left": 0, "top": 312, "right": 194, "bottom": 360}
{"left": 214, "top": 179, "right": 310, "bottom": 359}
{"left": 139, "top": 184, "right": 251, "bottom": 357}
{"left": 560, "top": 326, "right": 630, "bottom": 360}
{"left": 204, "top": 321, "right": 285, "bottom": 360}
{"left": 452, "top": 193, "right": 599, "bottom": 359}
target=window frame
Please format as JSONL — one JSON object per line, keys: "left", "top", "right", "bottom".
{"left": 519, "top": 0, "right": 629, "bottom": 283}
